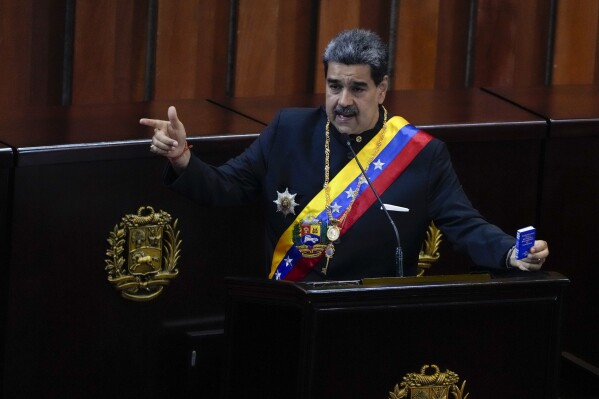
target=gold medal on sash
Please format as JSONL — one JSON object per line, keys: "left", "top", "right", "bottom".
{"left": 327, "top": 219, "right": 340, "bottom": 241}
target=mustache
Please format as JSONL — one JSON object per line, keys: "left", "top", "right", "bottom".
{"left": 334, "top": 105, "right": 358, "bottom": 117}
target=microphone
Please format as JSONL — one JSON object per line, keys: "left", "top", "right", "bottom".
{"left": 344, "top": 135, "right": 404, "bottom": 277}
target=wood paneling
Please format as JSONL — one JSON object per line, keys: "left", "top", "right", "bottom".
{"left": 393, "top": 0, "right": 441, "bottom": 89}
{"left": 596, "top": 13, "right": 599, "bottom": 84}
{"left": 434, "top": 0, "right": 471, "bottom": 89}
{"left": 72, "top": 0, "right": 148, "bottom": 104}
{"left": 0, "top": 1, "right": 598, "bottom": 104}
{"left": 154, "top": 0, "right": 230, "bottom": 100}
{"left": 0, "top": 1, "right": 32, "bottom": 105}
{"left": 473, "top": 0, "right": 551, "bottom": 87}
{"left": 235, "top": 0, "right": 278, "bottom": 96}
{"left": 30, "top": 1, "right": 68, "bottom": 105}
{"left": 0, "top": 1, "right": 67, "bottom": 106}
{"left": 552, "top": 0, "right": 599, "bottom": 85}
{"left": 235, "top": 0, "right": 317, "bottom": 97}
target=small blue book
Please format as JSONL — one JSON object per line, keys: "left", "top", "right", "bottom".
{"left": 515, "top": 226, "right": 536, "bottom": 260}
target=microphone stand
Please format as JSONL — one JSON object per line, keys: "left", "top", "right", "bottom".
{"left": 344, "top": 136, "right": 404, "bottom": 277}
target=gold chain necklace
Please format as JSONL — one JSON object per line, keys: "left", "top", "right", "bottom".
{"left": 322, "top": 106, "right": 388, "bottom": 274}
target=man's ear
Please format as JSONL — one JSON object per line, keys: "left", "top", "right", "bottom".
{"left": 378, "top": 75, "right": 389, "bottom": 104}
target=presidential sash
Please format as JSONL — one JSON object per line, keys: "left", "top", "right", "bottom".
{"left": 269, "top": 116, "right": 432, "bottom": 281}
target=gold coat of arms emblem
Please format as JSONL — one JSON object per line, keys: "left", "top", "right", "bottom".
{"left": 105, "top": 206, "right": 181, "bottom": 301}
{"left": 389, "top": 365, "right": 469, "bottom": 399}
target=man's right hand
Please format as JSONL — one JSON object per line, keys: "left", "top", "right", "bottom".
{"left": 141, "top": 106, "right": 191, "bottom": 172}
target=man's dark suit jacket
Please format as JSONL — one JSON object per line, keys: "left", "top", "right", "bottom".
{"left": 166, "top": 106, "right": 515, "bottom": 280}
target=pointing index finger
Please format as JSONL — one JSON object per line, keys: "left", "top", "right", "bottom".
{"left": 139, "top": 118, "right": 164, "bottom": 129}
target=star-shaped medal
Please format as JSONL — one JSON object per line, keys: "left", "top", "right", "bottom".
{"left": 273, "top": 188, "right": 299, "bottom": 216}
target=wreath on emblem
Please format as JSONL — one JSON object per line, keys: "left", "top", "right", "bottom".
{"left": 105, "top": 206, "right": 182, "bottom": 301}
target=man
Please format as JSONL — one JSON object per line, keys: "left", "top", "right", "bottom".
{"left": 141, "top": 29, "right": 548, "bottom": 281}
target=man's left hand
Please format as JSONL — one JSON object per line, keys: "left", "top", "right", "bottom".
{"left": 510, "top": 240, "right": 549, "bottom": 271}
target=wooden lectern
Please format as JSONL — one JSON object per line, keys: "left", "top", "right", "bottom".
{"left": 223, "top": 272, "right": 569, "bottom": 399}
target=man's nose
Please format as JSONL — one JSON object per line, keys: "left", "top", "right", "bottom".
{"left": 338, "top": 89, "right": 353, "bottom": 106}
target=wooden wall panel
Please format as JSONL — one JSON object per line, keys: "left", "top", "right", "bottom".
{"left": 114, "top": 1, "right": 149, "bottom": 102}
{"left": 434, "top": 0, "right": 471, "bottom": 89}
{"left": 473, "top": 0, "right": 551, "bottom": 87}
{"left": 234, "top": 0, "right": 318, "bottom": 97}
{"left": 0, "top": 0, "right": 65, "bottom": 105}
{"left": 0, "top": 1, "right": 66, "bottom": 106}
{"left": 1, "top": 0, "right": 599, "bottom": 103}
{"left": 393, "top": 0, "right": 441, "bottom": 89}
{"left": 596, "top": 12, "right": 599, "bottom": 84}
{"left": 314, "top": 0, "right": 391, "bottom": 93}
{"left": 154, "top": 0, "right": 230, "bottom": 100}
{"left": 0, "top": 1, "right": 32, "bottom": 105}
{"left": 29, "top": 1, "right": 67, "bottom": 105}
{"left": 234, "top": 0, "right": 279, "bottom": 96}
{"left": 273, "top": 0, "right": 319, "bottom": 95}
{"left": 552, "top": 0, "right": 599, "bottom": 85}
{"left": 509, "top": 0, "right": 552, "bottom": 86}
{"left": 72, "top": 0, "right": 147, "bottom": 104}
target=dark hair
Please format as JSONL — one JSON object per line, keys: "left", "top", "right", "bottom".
{"left": 323, "top": 29, "right": 389, "bottom": 85}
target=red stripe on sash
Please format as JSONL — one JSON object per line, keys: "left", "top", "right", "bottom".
{"left": 285, "top": 258, "right": 319, "bottom": 281}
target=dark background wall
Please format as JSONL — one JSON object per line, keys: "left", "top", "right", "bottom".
{"left": 1, "top": 0, "right": 598, "bottom": 106}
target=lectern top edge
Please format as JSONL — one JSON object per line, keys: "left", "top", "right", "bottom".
{"left": 226, "top": 271, "right": 569, "bottom": 297}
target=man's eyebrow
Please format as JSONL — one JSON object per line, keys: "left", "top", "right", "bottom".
{"left": 351, "top": 81, "right": 368, "bottom": 88}
{"left": 326, "top": 78, "right": 369, "bottom": 88}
